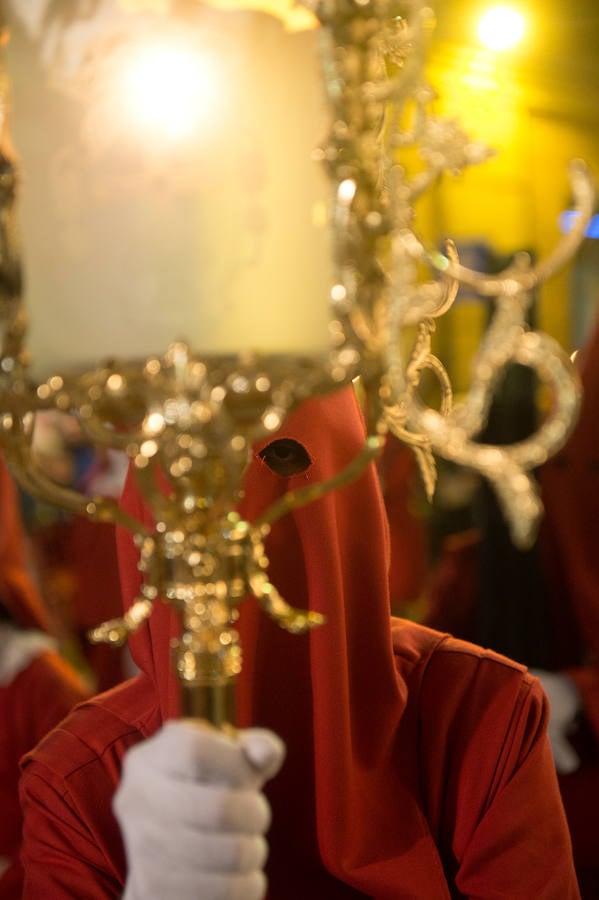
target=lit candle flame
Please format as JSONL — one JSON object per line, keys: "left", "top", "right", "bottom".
{"left": 477, "top": 6, "right": 526, "bottom": 52}
{"left": 121, "top": 42, "right": 217, "bottom": 140}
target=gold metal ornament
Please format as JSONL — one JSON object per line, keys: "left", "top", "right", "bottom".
{"left": 0, "top": 0, "right": 593, "bottom": 727}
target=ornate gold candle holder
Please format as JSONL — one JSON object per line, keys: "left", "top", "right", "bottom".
{"left": 312, "top": 0, "right": 594, "bottom": 546}
{"left": 0, "top": 0, "right": 594, "bottom": 727}
{"left": 0, "top": 330, "right": 372, "bottom": 726}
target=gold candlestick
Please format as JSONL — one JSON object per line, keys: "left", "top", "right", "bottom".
{"left": 0, "top": 0, "right": 593, "bottom": 726}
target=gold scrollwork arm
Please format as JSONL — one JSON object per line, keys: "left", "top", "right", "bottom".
{"left": 429, "top": 161, "right": 595, "bottom": 295}
{"left": 249, "top": 570, "right": 324, "bottom": 634}
{"left": 88, "top": 598, "right": 154, "bottom": 647}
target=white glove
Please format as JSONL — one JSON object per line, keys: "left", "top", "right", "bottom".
{"left": 113, "top": 720, "right": 285, "bottom": 900}
{"left": 530, "top": 669, "right": 582, "bottom": 775}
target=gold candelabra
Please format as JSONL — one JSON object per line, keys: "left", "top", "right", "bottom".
{"left": 0, "top": 0, "right": 593, "bottom": 726}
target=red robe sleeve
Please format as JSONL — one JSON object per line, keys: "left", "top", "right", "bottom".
{"left": 418, "top": 640, "right": 580, "bottom": 899}
{"left": 21, "top": 766, "right": 124, "bottom": 899}
{"left": 0, "top": 650, "right": 90, "bottom": 898}
{"left": 19, "top": 689, "right": 153, "bottom": 899}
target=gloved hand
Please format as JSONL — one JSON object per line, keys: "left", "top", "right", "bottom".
{"left": 113, "top": 720, "right": 285, "bottom": 900}
{"left": 530, "top": 669, "right": 582, "bottom": 775}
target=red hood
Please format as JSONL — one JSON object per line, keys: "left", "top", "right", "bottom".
{"left": 0, "top": 452, "right": 50, "bottom": 632}
{"left": 117, "top": 385, "right": 406, "bottom": 894}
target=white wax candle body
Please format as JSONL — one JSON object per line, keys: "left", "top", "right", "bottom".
{"left": 5, "top": 4, "right": 332, "bottom": 378}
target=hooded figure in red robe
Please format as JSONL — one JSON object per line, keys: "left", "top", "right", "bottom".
{"left": 19, "top": 387, "right": 579, "bottom": 898}
{"left": 536, "top": 316, "right": 599, "bottom": 895}
{"left": 0, "top": 453, "right": 91, "bottom": 898}
{"left": 421, "top": 318, "right": 599, "bottom": 898}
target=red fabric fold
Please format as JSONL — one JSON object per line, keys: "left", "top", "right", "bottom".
{"left": 0, "top": 454, "right": 50, "bottom": 632}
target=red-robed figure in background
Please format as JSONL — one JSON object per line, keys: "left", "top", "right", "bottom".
{"left": 0, "top": 453, "right": 90, "bottom": 897}
{"left": 537, "top": 316, "right": 599, "bottom": 896}
{"left": 422, "top": 318, "right": 599, "bottom": 897}
{"left": 19, "top": 387, "right": 579, "bottom": 898}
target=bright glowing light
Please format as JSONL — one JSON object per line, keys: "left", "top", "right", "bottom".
{"left": 121, "top": 43, "right": 216, "bottom": 140}
{"left": 477, "top": 6, "right": 526, "bottom": 52}
{"left": 338, "top": 178, "right": 357, "bottom": 203}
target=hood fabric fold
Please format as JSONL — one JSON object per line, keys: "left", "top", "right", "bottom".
{"left": 117, "top": 386, "right": 408, "bottom": 896}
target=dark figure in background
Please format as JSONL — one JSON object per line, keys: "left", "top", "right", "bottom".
{"left": 423, "top": 320, "right": 599, "bottom": 897}
{"left": 0, "top": 453, "right": 90, "bottom": 897}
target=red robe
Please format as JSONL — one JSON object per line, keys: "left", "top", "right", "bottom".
{"left": 0, "top": 454, "right": 90, "bottom": 897}
{"left": 424, "top": 320, "right": 599, "bottom": 896}
{"left": 20, "top": 388, "right": 579, "bottom": 898}
{"left": 0, "top": 640, "right": 89, "bottom": 897}
{"left": 537, "top": 317, "right": 599, "bottom": 893}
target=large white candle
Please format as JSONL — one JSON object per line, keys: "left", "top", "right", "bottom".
{"left": 4, "top": 1, "right": 332, "bottom": 378}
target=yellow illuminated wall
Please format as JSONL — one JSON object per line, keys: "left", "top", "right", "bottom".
{"left": 412, "top": 35, "right": 599, "bottom": 390}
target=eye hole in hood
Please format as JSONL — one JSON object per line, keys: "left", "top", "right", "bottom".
{"left": 258, "top": 438, "right": 312, "bottom": 477}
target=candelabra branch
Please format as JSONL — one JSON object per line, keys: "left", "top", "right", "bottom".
{"left": 88, "top": 598, "right": 154, "bottom": 647}
{"left": 316, "top": 0, "right": 592, "bottom": 547}
{"left": 0, "top": 407, "right": 143, "bottom": 529}
{"left": 429, "top": 161, "right": 595, "bottom": 294}
{"left": 249, "top": 570, "right": 324, "bottom": 633}
{"left": 394, "top": 326, "right": 581, "bottom": 547}
{"left": 383, "top": 318, "right": 453, "bottom": 501}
